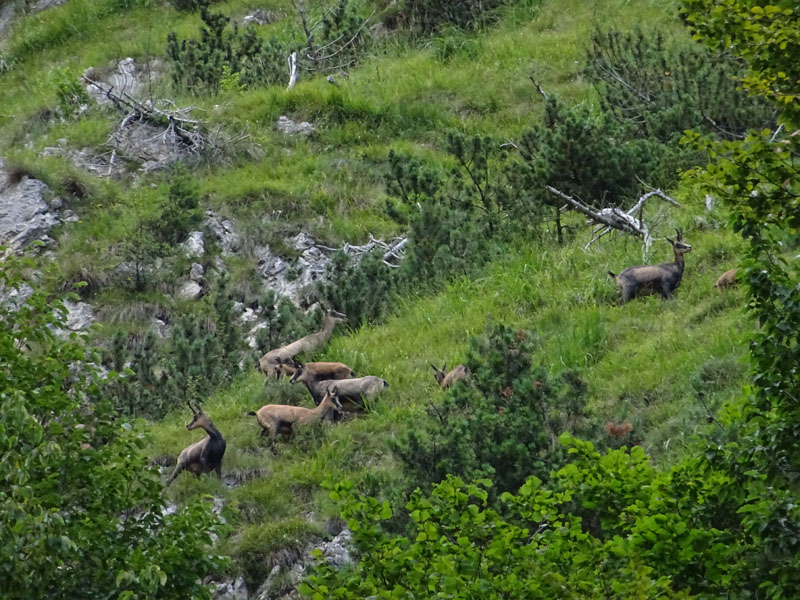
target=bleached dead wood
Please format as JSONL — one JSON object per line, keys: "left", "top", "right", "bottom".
{"left": 287, "top": 52, "right": 298, "bottom": 90}
{"left": 545, "top": 185, "right": 680, "bottom": 259}
{"left": 82, "top": 75, "right": 248, "bottom": 159}
{"left": 313, "top": 234, "right": 408, "bottom": 268}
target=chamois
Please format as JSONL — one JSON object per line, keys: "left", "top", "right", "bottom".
{"left": 289, "top": 365, "right": 388, "bottom": 411}
{"left": 258, "top": 309, "right": 347, "bottom": 379}
{"left": 714, "top": 268, "right": 739, "bottom": 289}
{"left": 609, "top": 229, "right": 692, "bottom": 303}
{"left": 165, "top": 402, "right": 226, "bottom": 486}
{"left": 247, "top": 387, "right": 342, "bottom": 442}
{"left": 431, "top": 364, "right": 469, "bottom": 389}
{"left": 272, "top": 356, "right": 355, "bottom": 381}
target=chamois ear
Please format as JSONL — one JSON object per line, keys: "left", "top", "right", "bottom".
{"left": 275, "top": 356, "right": 282, "bottom": 365}
{"left": 666, "top": 236, "right": 675, "bottom": 245}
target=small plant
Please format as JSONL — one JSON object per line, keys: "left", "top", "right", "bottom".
{"left": 54, "top": 69, "right": 90, "bottom": 118}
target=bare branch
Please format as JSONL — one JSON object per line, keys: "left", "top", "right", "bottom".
{"left": 529, "top": 75, "right": 548, "bottom": 101}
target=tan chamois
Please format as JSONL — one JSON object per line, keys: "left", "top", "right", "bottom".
{"left": 165, "top": 402, "right": 226, "bottom": 486}
{"left": 289, "top": 364, "right": 388, "bottom": 411}
{"left": 271, "top": 356, "right": 355, "bottom": 381}
{"left": 714, "top": 268, "right": 739, "bottom": 289}
{"left": 258, "top": 309, "right": 347, "bottom": 379}
{"left": 247, "top": 388, "right": 342, "bottom": 442}
{"left": 431, "top": 363, "right": 469, "bottom": 389}
{"left": 609, "top": 229, "right": 692, "bottom": 304}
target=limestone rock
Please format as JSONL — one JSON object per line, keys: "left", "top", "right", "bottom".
{"left": 189, "top": 262, "right": 205, "bottom": 282}
{"left": 183, "top": 231, "right": 205, "bottom": 258}
{"left": 204, "top": 211, "right": 240, "bottom": 255}
{"left": 63, "top": 301, "right": 95, "bottom": 331}
{"left": 211, "top": 577, "right": 248, "bottom": 600}
{"left": 177, "top": 280, "right": 203, "bottom": 301}
{"left": 0, "top": 159, "right": 62, "bottom": 253}
{"left": 276, "top": 116, "right": 315, "bottom": 136}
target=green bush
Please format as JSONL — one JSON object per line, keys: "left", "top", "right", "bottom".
{"left": 166, "top": 9, "right": 288, "bottom": 94}
{"left": 587, "top": 27, "right": 776, "bottom": 143}
{"left": 0, "top": 254, "right": 228, "bottom": 599}
{"left": 394, "top": 322, "right": 595, "bottom": 498}
{"left": 154, "top": 162, "right": 203, "bottom": 245}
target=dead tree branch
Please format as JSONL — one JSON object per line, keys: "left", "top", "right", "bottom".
{"left": 546, "top": 185, "right": 680, "bottom": 259}
{"left": 82, "top": 75, "right": 248, "bottom": 160}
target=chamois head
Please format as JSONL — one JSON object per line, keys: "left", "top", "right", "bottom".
{"left": 666, "top": 228, "right": 692, "bottom": 256}
{"left": 325, "top": 308, "right": 348, "bottom": 323}
{"left": 321, "top": 385, "right": 344, "bottom": 411}
{"left": 431, "top": 364, "right": 447, "bottom": 386}
{"left": 185, "top": 401, "right": 211, "bottom": 431}
{"left": 288, "top": 361, "right": 306, "bottom": 385}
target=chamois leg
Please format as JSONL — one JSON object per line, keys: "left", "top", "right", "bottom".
{"left": 165, "top": 463, "right": 185, "bottom": 486}
{"left": 215, "top": 463, "right": 222, "bottom": 478}
{"left": 660, "top": 282, "right": 673, "bottom": 300}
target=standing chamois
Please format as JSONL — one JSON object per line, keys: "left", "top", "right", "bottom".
{"left": 247, "top": 387, "right": 342, "bottom": 443}
{"left": 289, "top": 364, "right": 388, "bottom": 411}
{"left": 431, "top": 363, "right": 469, "bottom": 389}
{"left": 258, "top": 309, "right": 347, "bottom": 379}
{"left": 609, "top": 229, "right": 692, "bottom": 304}
{"left": 165, "top": 402, "right": 226, "bottom": 486}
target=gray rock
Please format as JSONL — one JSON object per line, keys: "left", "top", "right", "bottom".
{"left": 0, "top": 159, "right": 61, "bottom": 253}
{"left": 177, "top": 280, "right": 203, "bottom": 301}
{"left": 205, "top": 211, "right": 240, "bottom": 255}
{"left": 183, "top": 231, "right": 205, "bottom": 258}
{"left": 240, "top": 307, "right": 257, "bottom": 323}
{"left": 150, "top": 317, "right": 169, "bottom": 339}
{"left": 189, "top": 262, "right": 205, "bottom": 282}
{"left": 29, "top": 0, "right": 68, "bottom": 14}
{"left": 276, "top": 115, "right": 315, "bottom": 136}
{"left": 63, "top": 301, "right": 95, "bottom": 331}
{"left": 211, "top": 576, "right": 248, "bottom": 600}
{"left": 317, "top": 528, "right": 353, "bottom": 568}
{"left": 246, "top": 321, "right": 268, "bottom": 349}
{"left": 85, "top": 58, "right": 144, "bottom": 106}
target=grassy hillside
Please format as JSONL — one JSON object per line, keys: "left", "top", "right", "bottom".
{"left": 1, "top": 0, "right": 755, "bottom": 590}
{"left": 149, "top": 222, "right": 749, "bottom": 584}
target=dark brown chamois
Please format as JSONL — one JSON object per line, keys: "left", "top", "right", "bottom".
{"left": 431, "top": 363, "right": 469, "bottom": 389}
{"left": 165, "top": 402, "right": 226, "bottom": 486}
{"left": 609, "top": 229, "right": 692, "bottom": 303}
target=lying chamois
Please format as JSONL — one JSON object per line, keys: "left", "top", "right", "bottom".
{"left": 431, "top": 363, "right": 469, "bottom": 389}
{"left": 247, "top": 387, "right": 341, "bottom": 443}
{"left": 258, "top": 309, "right": 347, "bottom": 379}
{"left": 609, "top": 229, "right": 692, "bottom": 304}
{"left": 165, "top": 402, "right": 226, "bottom": 486}
{"left": 271, "top": 356, "right": 355, "bottom": 381}
{"left": 714, "top": 268, "right": 739, "bottom": 289}
{"left": 289, "top": 364, "right": 388, "bottom": 411}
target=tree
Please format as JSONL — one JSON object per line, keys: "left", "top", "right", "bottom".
{"left": 0, "top": 254, "right": 228, "bottom": 599}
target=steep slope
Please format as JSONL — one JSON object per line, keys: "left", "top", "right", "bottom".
{"left": 0, "top": 0, "right": 754, "bottom": 594}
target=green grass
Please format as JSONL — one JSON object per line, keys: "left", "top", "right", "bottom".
{"left": 149, "top": 217, "right": 751, "bottom": 583}
{"left": 0, "top": 0, "right": 754, "bottom": 586}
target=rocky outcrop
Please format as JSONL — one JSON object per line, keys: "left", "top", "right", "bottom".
{"left": 211, "top": 577, "right": 248, "bottom": 600}
{"left": 0, "top": 159, "right": 64, "bottom": 254}
{"left": 252, "top": 528, "right": 354, "bottom": 600}
{"left": 254, "top": 232, "right": 331, "bottom": 307}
